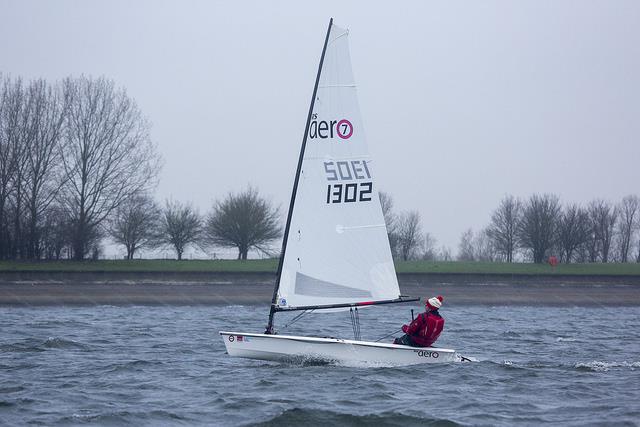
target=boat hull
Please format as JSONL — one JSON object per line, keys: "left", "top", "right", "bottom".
{"left": 220, "top": 331, "right": 457, "bottom": 366}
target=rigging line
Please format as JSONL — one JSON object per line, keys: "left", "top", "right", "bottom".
{"left": 349, "top": 307, "right": 355, "bottom": 334}
{"left": 374, "top": 328, "right": 403, "bottom": 342}
{"left": 349, "top": 308, "right": 357, "bottom": 340}
{"left": 282, "top": 309, "right": 311, "bottom": 329}
{"left": 349, "top": 307, "right": 361, "bottom": 341}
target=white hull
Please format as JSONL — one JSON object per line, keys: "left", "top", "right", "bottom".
{"left": 220, "top": 331, "right": 458, "bottom": 366}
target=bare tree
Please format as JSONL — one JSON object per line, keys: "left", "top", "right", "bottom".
{"left": 22, "top": 79, "right": 68, "bottom": 259}
{"left": 587, "top": 199, "right": 618, "bottom": 263}
{"left": 438, "top": 246, "right": 453, "bottom": 261}
{"left": 0, "top": 76, "right": 22, "bottom": 259}
{"left": 617, "top": 195, "right": 639, "bottom": 263}
{"left": 59, "top": 76, "right": 160, "bottom": 260}
{"left": 421, "top": 232, "right": 438, "bottom": 261}
{"left": 204, "top": 186, "right": 281, "bottom": 260}
{"left": 456, "top": 228, "right": 495, "bottom": 261}
{"left": 475, "top": 228, "right": 498, "bottom": 261}
{"left": 41, "top": 204, "right": 71, "bottom": 260}
{"left": 486, "top": 195, "right": 522, "bottom": 262}
{"left": 635, "top": 208, "right": 640, "bottom": 263}
{"left": 396, "top": 210, "right": 423, "bottom": 261}
{"left": 109, "top": 193, "right": 160, "bottom": 260}
{"left": 557, "top": 203, "right": 589, "bottom": 263}
{"left": 584, "top": 217, "right": 599, "bottom": 263}
{"left": 10, "top": 79, "right": 40, "bottom": 259}
{"left": 0, "top": 76, "right": 68, "bottom": 260}
{"left": 637, "top": 215, "right": 640, "bottom": 263}
{"left": 378, "top": 191, "right": 398, "bottom": 258}
{"left": 518, "top": 194, "right": 561, "bottom": 263}
{"left": 0, "top": 76, "right": 27, "bottom": 259}
{"left": 158, "top": 200, "right": 201, "bottom": 260}
{"left": 457, "top": 228, "right": 476, "bottom": 261}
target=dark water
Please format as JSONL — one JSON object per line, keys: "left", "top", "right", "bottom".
{"left": 1, "top": 304, "right": 639, "bottom": 426}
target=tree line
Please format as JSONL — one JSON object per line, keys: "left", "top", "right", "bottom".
{"left": 0, "top": 74, "right": 282, "bottom": 261}
{"left": 0, "top": 75, "right": 160, "bottom": 260}
{"left": 381, "top": 191, "right": 640, "bottom": 264}
{"left": 3, "top": 74, "right": 636, "bottom": 264}
{"left": 482, "top": 194, "right": 640, "bottom": 263}
{"left": 110, "top": 187, "right": 281, "bottom": 261}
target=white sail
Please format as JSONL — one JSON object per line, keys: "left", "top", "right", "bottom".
{"left": 276, "top": 23, "right": 400, "bottom": 309}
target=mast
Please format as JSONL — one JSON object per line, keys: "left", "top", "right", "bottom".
{"left": 265, "top": 18, "right": 334, "bottom": 334}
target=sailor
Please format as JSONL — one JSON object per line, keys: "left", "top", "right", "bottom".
{"left": 393, "top": 295, "right": 445, "bottom": 347}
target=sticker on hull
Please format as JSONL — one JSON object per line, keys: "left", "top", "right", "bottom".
{"left": 415, "top": 350, "right": 439, "bottom": 358}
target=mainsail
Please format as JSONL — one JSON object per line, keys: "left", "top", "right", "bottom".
{"left": 271, "top": 21, "right": 400, "bottom": 313}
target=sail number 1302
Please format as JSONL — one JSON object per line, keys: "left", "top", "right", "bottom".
{"left": 324, "top": 160, "right": 373, "bottom": 204}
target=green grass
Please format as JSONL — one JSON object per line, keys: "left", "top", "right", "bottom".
{"left": 395, "top": 261, "right": 640, "bottom": 276}
{"left": 0, "top": 259, "right": 639, "bottom": 276}
{"left": 0, "top": 259, "right": 279, "bottom": 273}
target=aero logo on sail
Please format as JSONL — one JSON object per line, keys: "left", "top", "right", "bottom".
{"left": 309, "top": 114, "right": 353, "bottom": 140}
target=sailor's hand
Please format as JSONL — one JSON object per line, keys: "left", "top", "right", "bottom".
{"left": 402, "top": 324, "right": 408, "bottom": 333}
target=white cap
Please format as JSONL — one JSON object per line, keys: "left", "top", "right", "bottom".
{"left": 426, "top": 295, "right": 443, "bottom": 310}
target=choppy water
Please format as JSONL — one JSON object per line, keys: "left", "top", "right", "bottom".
{"left": 1, "top": 304, "right": 639, "bottom": 426}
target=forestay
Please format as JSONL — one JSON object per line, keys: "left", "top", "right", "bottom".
{"left": 275, "top": 24, "right": 400, "bottom": 310}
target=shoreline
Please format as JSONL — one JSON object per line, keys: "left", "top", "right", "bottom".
{"left": 1, "top": 272, "right": 639, "bottom": 306}
{"left": 3, "top": 259, "right": 640, "bottom": 277}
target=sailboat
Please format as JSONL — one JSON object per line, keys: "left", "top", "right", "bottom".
{"left": 220, "top": 19, "right": 459, "bottom": 366}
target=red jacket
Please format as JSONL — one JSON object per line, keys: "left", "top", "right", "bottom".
{"left": 402, "top": 310, "right": 444, "bottom": 347}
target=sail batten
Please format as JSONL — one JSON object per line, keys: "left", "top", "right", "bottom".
{"left": 319, "top": 84, "right": 357, "bottom": 88}
{"left": 303, "top": 155, "right": 370, "bottom": 160}
{"left": 272, "top": 22, "right": 401, "bottom": 312}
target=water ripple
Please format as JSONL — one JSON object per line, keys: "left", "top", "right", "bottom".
{"left": 0, "top": 305, "right": 638, "bottom": 426}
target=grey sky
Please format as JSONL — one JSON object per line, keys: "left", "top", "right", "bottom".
{"left": 2, "top": 1, "right": 639, "bottom": 255}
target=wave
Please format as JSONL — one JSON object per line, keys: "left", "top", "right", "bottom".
{"left": 43, "top": 337, "right": 88, "bottom": 350}
{"left": 334, "top": 360, "right": 414, "bottom": 369}
{"left": 103, "top": 359, "right": 164, "bottom": 373}
{"left": 252, "top": 408, "right": 462, "bottom": 427}
{"left": 0, "top": 337, "right": 88, "bottom": 353}
{"left": 477, "top": 358, "right": 640, "bottom": 375}
{"left": 268, "top": 355, "right": 430, "bottom": 369}
{"left": 490, "top": 360, "right": 550, "bottom": 374}
{"left": 575, "top": 361, "right": 640, "bottom": 372}
{"left": 0, "top": 385, "right": 25, "bottom": 394}
{"left": 265, "top": 352, "right": 475, "bottom": 369}
{"left": 58, "top": 410, "right": 189, "bottom": 424}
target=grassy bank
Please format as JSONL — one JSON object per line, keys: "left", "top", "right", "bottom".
{"left": 398, "top": 261, "right": 640, "bottom": 275}
{"left": 0, "top": 259, "right": 279, "bottom": 273}
{"left": 1, "top": 259, "right": 640, "bottom": 276}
